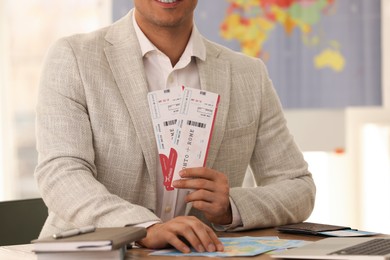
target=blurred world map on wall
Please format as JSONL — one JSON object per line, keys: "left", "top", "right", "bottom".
{"left": 113, "top": 0, "right": 382, "bottom": 109}
{"left": 220, "top": 0, "right": 345, "bottom": 72}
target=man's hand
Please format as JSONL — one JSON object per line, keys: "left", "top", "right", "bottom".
{"left": 172, "top": 167, "right": 232, "bottom": 225}
{"left": 138, "top": 216, "right": 224, "bottom": 253}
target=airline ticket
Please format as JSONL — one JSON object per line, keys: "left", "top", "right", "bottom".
{"left": 148, "top": 87, "right": 220, "bottom": 190}
{"left": 147, "top": 86, "right": 183, "bottom": 191}
{"left": 171, "top": 88, "right": 220, "bottom": 184}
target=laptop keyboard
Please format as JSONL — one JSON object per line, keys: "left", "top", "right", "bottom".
{"left": 330, "top": 239, "right": 390, "bottom": 256}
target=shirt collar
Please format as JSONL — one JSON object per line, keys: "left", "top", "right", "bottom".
{"left": 132, "top": 9, "right": 206, "bottom": 62}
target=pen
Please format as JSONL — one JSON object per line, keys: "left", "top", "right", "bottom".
{"left": 52, "top": 225, "right": 96, "bottom": 239}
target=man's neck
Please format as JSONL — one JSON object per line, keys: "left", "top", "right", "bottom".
{"left": 157, "top": 31, "right": 191, "bottom": 67}
{"left": 134, "top": 15, "right": 193, "bottom": 67}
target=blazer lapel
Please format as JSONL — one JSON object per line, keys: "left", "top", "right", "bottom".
{"left": 197, "top": 42, "right": 231, "bottom": 168}
{"left": 104, "top": 12, "right": 157, "bottom": 195}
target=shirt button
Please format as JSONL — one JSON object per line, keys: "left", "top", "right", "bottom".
{"left": 168, "top": 75, "right": 174, "bottom": 84}
{"left": 165, "top": 206, "right": 172, "bottom": 213}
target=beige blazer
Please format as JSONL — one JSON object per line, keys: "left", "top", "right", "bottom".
{"left": 35, "top": 10, "right": 315, "bottom": 238}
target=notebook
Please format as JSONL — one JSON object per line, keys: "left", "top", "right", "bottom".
{"left": 271, "top": 237, "right": 390, "bottom": 259}
{"left": 276, "top": 222, "right": 352, "bottom": 235}
{"left": 31, "top": 226, "right": 146, "bottom": 252}
{"left": 34, "top": 246, "right": 126, "bottom": 260}
{"left": 276, "top": 222, "right": 379, "bottom": 237}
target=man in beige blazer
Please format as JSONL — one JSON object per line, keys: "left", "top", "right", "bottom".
{"left": 35, "top": 0, "right": 315, "bottom": 253}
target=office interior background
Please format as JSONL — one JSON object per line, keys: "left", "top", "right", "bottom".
{"left": 0, "top": 0, "right": 389, "bottom": 233}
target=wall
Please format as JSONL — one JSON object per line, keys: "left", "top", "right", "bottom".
{"left": 0, "top": 0, "right": 5, "bottom": 200}
{"left": 346, "top": 107, "right": 390, "bottom": 233}
{"left": 0, "top": 0, "right": 113, "bottom": 200}
{"left": 383, "top": 0, "right": 390, "bottom": 108}
{"left": 279, "top": 0, "right": 390, "bottom": 232}
{"left": 0, "top": 0, "right": 14, "bottom": 200}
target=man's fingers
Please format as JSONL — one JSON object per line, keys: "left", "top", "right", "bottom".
{"left": 175, "top": 227, "right": 206, "bottom": 253}
{"left": 207, "top": 227, "right": 224, "bottom": 252}
{"left": 179, "top": 168, "right": 218, "bottom": 180}
{"left": 167, "top": 235, "right": 192, "bottom": 253}
{"left": 194, "top": 224, "right": 224, "bottom": 252}
{"left": 184, "top": 220, "right": 219, "bottom": 252}
{"left": 186, "top": 189, "right": 214, "bottom": 203}
{"left": 140, "top": 217, "right": 224, "bottom": 252}
{"left": 173, "top": 178, "right": 214, "bottom": 191}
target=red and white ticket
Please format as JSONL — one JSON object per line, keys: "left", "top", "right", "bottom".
{"left": 147, "top": 86, "right": 183, "bottom": 191}
{"left": 171, "top": 88, "right": 220, "bottom": 184}
{"left": 148, "top": 86, "right": 220, "bottom": 190}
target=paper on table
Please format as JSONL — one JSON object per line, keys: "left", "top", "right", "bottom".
{"left": 318, "top": 230, "right": 379, "bottom": 237}
{"left": 149, "top": 236, "right": 307, "bottom": 257}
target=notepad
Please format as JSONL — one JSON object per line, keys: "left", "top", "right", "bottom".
{"left": 34, "top": 246, "right": 126, "bottom": 260}
{"left": 31, "top": 226, "right": 146, "bottom": 252}
{"left": 276, "top": 222, "right": 378, "bottom": 237}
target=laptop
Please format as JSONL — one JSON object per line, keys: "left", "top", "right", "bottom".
{"left": 271, "top": 237, "right": 390, "bottom": 259}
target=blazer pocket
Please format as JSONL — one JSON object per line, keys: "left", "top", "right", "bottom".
{"left": 223, "top": 120, "right": 257, "bottom": 139}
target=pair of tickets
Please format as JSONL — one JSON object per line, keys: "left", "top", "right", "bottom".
{"left": 147, "top": 86, "right": 220, "bottom": 191}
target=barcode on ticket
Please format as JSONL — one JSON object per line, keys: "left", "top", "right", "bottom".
{"left": 164, "top": 119, "right": 177, "bottom": 127}
{"left": 186, "top": 120, "right": 206, "bottom": 129}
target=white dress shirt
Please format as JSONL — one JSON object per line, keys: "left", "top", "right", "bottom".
{"left": 132, "top": 10, "right": 242, "bottom": 230}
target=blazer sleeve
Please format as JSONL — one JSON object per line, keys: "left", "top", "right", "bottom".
{"left": 228, "top": 59, "right": 316, "bottom": 231}
{"left": 35, "top": 38, "right": 160, "bottom": 234}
